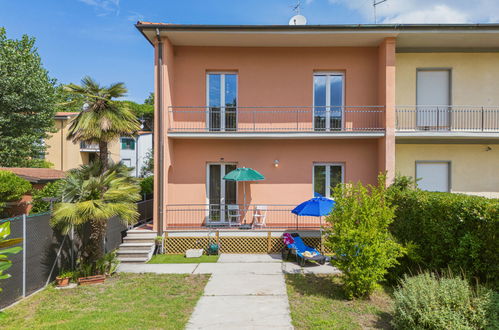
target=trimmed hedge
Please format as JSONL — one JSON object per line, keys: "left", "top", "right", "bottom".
{"left": 31, "top": 179, "right": 63, "bottom": 214}
{"left": 389, "top": 188, "right": 499, "bottom": 287}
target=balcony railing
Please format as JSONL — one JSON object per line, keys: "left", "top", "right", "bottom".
{"left": 168, "top": 106, "right": 385, "bottom": 133}
{"left": 165, "top": 204, "right": 327, "bottom": 230}
{"left": 396, "top": 106, "right": 499, "bottom": 132}
{"left": 79, "top": 142, "right": 100, "bottom": 152}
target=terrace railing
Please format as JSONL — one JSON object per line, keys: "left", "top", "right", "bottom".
{"left": 396, "top": 106, "right": 499, "bottom": 132}
{"left": 168, "top": 106, "right": 385, "bottom": 133}
{"left": 164, "top": 204, "right": 327, "bottom": 230}
{"left": 79, "top": 141, "right": 100, "bottom": 152}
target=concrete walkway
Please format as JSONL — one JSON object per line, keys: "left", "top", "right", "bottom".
{"left": 117, "top": 254, "right": 341, "bottom": 329}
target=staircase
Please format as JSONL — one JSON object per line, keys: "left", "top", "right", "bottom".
{"left": 117, "top": 229, "right": 156, "bottom": 263}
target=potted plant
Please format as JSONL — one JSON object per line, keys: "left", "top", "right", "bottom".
{"left": 154, "top": 236, "right": 164, "bottom": 254}
{"left": 55, "top": 270, "right": 74, "bottom": 287}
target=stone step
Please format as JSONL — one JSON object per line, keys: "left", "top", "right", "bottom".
{"left": 118, "top": 257, "right": 149, "bottom": 263}
{"left": 123, "top": 236, "right": 156, "bottom": 243}
{"left": 119, "top": 242, "right": 155, "bottom": 251}
{"left": 117, "top": 250, "right": 152, "bottom": 259}
{"left": 126, "top": 230, "right": 156, "bottom": 237}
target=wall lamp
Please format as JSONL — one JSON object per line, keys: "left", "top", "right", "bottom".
{"left": 274, "top": 159, "right": 280, "bottom": 168}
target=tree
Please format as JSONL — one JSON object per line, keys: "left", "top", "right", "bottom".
{"left": 144, "top": 92, "right": 154, "bottom": 105}
{"left": 0, "top": 28, "right": 57, "bottom": 167}
{"left": 325, "top": 175, "right": 406, "bottom": 299}
{"left": 51, "top": 162, "right": 140, "bottom": 264}
{"left": 0, "top": 222, "right": 22, "bottom": 291}
{"left": 64, "top": 76, "right": 141, "bottom": 171}
{"left": 0, "top": 170, "right": 32, "bottom": 216}
{"left": 120, "top": 100, "right": 153, "bottom": 131}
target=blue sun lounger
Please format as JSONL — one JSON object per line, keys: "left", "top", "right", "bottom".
{"left": 282, "top": 233, "right": 327, "bottom": 266}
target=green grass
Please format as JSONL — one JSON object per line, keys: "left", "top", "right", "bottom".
{"left": 0, "top": 273, "right": 208, "bottom": 329}
{"left": 286, "top": 274, "right": 394, "bottom": 330}
{"left": 148, "top": 254, "right": 219, "bottom": 264}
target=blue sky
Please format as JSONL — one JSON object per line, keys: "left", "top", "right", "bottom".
{"left": 1, "top": 0, "right": 497, "bottom": 102}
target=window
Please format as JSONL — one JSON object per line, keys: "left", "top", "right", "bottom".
{"left": 121, "top": 138, "right": 135, "bottom": 150}
{"left": 313, "top": 164, "right": 343, "bottom": 198}
{"left": 313, "top": 72, "right": 344, "bottom": 131}
{"left": 416, "top": 161, "right": 450, "bottom": 192}
{"left": 207, "top": 73, "right": 238, "bottom": 131}
{"left": 416, "top": 69, "right": 451, "bottom": 128}
{"left": 122, "top": 158, "right": 132, "bottom": 167}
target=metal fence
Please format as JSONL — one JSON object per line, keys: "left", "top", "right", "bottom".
{"left": 396, "top": 106, "right": 499, "bottom": 132}
{"left": 168, "top": 106, "right": 385, "bottom": 133}
{"left": 0, "top": 199, "right": 153, "bottom": 310}
{"left": 164, "top": 204, "right": 326, "bottom": 230}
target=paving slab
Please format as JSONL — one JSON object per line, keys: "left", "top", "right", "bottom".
{"left": 302, "top": 264, "right": 341, "bottom": 275}
{"left": 194, "top": 262, "right": 283, "bottom": 275}
{"left": 117, "top": 263, "right": 198, "bottom": 274}
{"left": 203, "top": 274, "right": 286, "bottom": 296}
{"left": 186, "top": 295, "right": 293, "bottom": 330}
{"left": 218, "top": 253, "right": 282, "bottom": 263}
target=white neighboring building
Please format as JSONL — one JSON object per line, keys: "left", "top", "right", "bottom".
{"left": 120, "top": 132, "right": 153, "bottom": 177}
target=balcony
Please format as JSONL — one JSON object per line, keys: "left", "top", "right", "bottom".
{"left": 168, "top": 106, "right": 385, "bottom": 138}
{"left": 80, "top": 142, "right": 100, "bottom": 152}
{"left": 396, "top": 106, "right": 499, "bottom": 137}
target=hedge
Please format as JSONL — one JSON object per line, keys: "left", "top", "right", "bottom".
{"left": 389, "top": 188, "right": 499, "bottom": 287}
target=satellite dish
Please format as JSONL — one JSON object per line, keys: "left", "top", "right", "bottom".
{"left": 289, "top": 14, "right": 307, "bottom": 25}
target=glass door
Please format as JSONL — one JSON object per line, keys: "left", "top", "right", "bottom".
{"left": 314, "top": 73, "right": 344, "bottom": 131}
{"left": 207, "top": 163, "right": 237, "bottom": 224}
{"left": 313, "top": 163, "right": 343, "bottom": 198}
{"left": 207, "top": 73, "right": 238, "bottom": 131}
{"left": 416, "top": 69, "right": 450, "bottom": 129}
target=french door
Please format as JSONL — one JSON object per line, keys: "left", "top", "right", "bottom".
{"left": 314, "top": 73, "right": 344, "bottom": 131}
{"left": 207, "top": 163, "right": 237, "bottom": 224}
{"left": 207, "top": 73, "right": 238, "bottom": 131}
{"left": 416, "top": 69, "right": 450, "bottom": 129}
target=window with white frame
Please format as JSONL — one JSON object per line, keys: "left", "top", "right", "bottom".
{"left": 313, "top": 163, "right": 343, "bottom": 198}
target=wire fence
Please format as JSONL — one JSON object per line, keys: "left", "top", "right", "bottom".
{"left": 0, "top": 199, "right": 153, "bottom": 310}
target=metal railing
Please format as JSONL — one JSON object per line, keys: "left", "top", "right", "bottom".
{"left": 79, "top": 141, "right": 100, "bottom": 151}
{"left": 168, "top": 106, "right": 385, "bottom": 133}
{"left": 164, "top": 204, "right": 328, "bottom": 230}
{"left": 396, "top": 106, "right": 499, "bottom": 132}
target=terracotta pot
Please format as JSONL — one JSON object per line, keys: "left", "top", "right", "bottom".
{"left": 77, "top": 274, "right": 106, "bottom": 286}
{"left": 56, "top": 276, "right": 70, "bottom": 287}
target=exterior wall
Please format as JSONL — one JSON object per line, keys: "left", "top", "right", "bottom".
{"left": 45, "top": 118, "right": 121, "bottom": 171}
{"left": 120, "top": 134, "right": 153, "bottom": 177}
{"left": 395, "top": 143, "right": 499, "bottom": 195}
{"left": 167, "top": 139, "right": 379, "bottom": 206}
{"left": 396, "top": 52, "right": 499, "bottom": 106}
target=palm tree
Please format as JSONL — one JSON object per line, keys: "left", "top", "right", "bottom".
{"left": 51, "top": 162, "right": 140, "bottom": 264}
{"left": 64, "top": 76, "right": 141, "bottom": 171}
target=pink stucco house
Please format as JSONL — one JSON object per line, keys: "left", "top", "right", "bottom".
{"left": 136, "top": 23, "right": 396, "bottom": 233}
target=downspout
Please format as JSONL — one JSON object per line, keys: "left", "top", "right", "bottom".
{"left": 156, "top": 29, "right": 164, "bottom": 236}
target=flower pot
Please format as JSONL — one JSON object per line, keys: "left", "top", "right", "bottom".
{"left": 56, "top": 276, "right": 70, "bottom": 287}
{"left": 77, "top": 274, "right": 106, "bottom": 286}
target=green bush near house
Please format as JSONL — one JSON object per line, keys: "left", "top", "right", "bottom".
{"left": 0, "top": 170, "right": 32, "bottom": 214}
{"left": 325, "top": 175, "right": 406, "bottom": 299}
{"left": 30, "top": 180, "right": 64, "bottom": 214}
{"left": 388, "top": 179, "right": 499, "bottom": 287}
{"left": 139, "top": 175, "right": 153, "bottom": 196}
{"left": 392, "top": 272, "right": 499, "bottom": 329}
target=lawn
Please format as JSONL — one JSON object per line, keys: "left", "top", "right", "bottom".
{"left": 0, "top": 273, "right": 208, "bottom": 329}
{"left": 148, "top": 254, "right": 219, "bottom": 264}
{"left": 286, "top": 274, "right": 393, "bottom": 330}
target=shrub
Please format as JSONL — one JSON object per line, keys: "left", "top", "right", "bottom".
{"left": 325, "top": 175, "right": 406, "bottom": 298}
{"left": 140, "top": 175, "right": 153, "bottom": 196}
{"left": 31, "top": 180, "right": 64, "bottom": 214}
{"left": 0, "top": 170, "right": 31, "bottom": 213}
{"left": 388, "top": 180, "right": 499, "bottom": 287}
{"left": 393, "top": 272, "right": 498, "bottom": 329}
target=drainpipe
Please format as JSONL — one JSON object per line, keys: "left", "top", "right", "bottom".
{"left": 156, "top": 29, "right": 164, "bottom": 236}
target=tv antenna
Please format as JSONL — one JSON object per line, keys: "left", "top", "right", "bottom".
{"left": 289, "top": 0, "right": 307, "bottom": 25}
{"left": 373, "top": 0, "right": 388, "bottom": 24}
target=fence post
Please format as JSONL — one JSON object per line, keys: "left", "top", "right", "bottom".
{"left": 481, "top": 106, "right": 484, "bottom": 132}
{"left": 22, "top": 214, "right": 26, "bottom": 298}
{"left": 267, "top": 231, "right": 272, "bottom": 253}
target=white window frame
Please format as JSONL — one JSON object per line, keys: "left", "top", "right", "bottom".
{"left": 205, "top": 162, "right": 238, "bottom": 223}
{"left": 312, "top": 72, "right": 345, "bottom": 131}
{"left": 415, "top": 160, "right": 451, "bottom": 192}
{"left": 206, "top": 72, "right": 238, "bottom": 132}
{"left": 312, "top": 163, "right": 345, "bottom": 198}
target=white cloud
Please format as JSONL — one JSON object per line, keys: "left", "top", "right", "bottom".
{"left": 78, "top": 0, "right": 120, "bottom": 16}
{"left": 328, "top": 0, "right": 499, "bottom": 24}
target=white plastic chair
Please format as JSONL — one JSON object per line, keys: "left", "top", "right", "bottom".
{"left": 252, "top": 205, "right": 267, "bottom": 228}
{"left": 227, "top": 204, "right": 241, "bottom": 226}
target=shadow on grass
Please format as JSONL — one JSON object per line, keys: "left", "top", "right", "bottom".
{"left": 286, "top": 273, "right": 346, "bottom": 300}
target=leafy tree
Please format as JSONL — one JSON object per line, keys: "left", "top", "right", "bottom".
{"left": 0, "top": 28, "right": 57, "bottom": 167}
{"left": 0, "top": 170, "right": 32, "bottom": 215}
{"left": 140, "top": 149, "right": 153, "bottom": 177}
{"left": 326, "top": 175, "right": 406, "bottom": 299}
{"left": 0, "top": 222, "right": 22, "bottom": 291}
{"left": 120, "top": 100, "right": 153, "bottom": 131}
{"left": 64, "top": 76, "right": 141, "bottom": 171}
{"left": 31, "top": 179, "right": 64, "bottom": 214}
{"left": 144, "top": 92, "right": 154, "bottom": 105}
{"left": 54, "top": 84, "right": 85, "bottom": 112}
{"left": 51, "top": 162, "right": 140, "bottom": 264}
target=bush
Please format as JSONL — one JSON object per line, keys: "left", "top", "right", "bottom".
{"left": 325, "top": 175, "right": 406, "bottom": 298}
{"left": 388, "top": 179, "right": 499, "bottom": 287}
{"left": 0, "top": 170, "right": 31, "bottom": 213}
{"left": 31, "top": 180, "right": 64, "bottom": 214}
{"left": 140, "top": 176, "right": 153, "bottom": 196}
{"left": 393, "top": 272, "right": 498, "bottom": 329}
